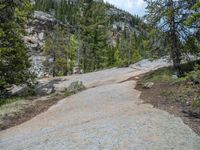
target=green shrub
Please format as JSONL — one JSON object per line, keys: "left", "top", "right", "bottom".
{"left": 181, "top": 60, "right": 200, "bottom": 73}
{"left": 193, "top": 95, "right": 200, "bottom": 107}
{"left": 175, "top": 91, "right": 188, "bottom": 103}
{"left": 186, "top": 65, "right": 200, "bottom": 84}
{"left": 64, "top": 90, "right": 70, "bottom": 97}
{"left": 143, "top": 68, "right": 173, "bottom": 83}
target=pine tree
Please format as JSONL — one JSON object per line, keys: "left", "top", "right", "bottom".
{"left": 0, "top": 0, "right": 34, "bottom": 97}
{"left": 186, "top": 1, "right": 200, "bottom": 26}
{"left": 185, "top": 1, "right": 200, "bottom": 54}
{"left": 145, "top": 0, "right": 197, "bottom": 75}
{"left": 43, "top": 25, "right": 71, "bottom": 76}
{"left": 79, "top": 0, "right": 110, "bottom": 72}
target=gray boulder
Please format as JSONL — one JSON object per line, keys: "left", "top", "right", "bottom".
{"left": 66, "top": 81, "right": 85, "bottom": 93}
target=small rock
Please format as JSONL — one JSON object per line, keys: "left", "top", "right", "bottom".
{"left": 142, "top": 82, "right": 154, "bottom": 89}
{"left": 186, "top": 101, "right": 190, "bottom": 106}
{"left": 66, "top": 81, "right": 85, "bottom": 93}
{"left": 135, "top": 76, "right": 140, "bottom": 80}
{"left": 38, "top": 32, "right": 44, "bottom": 41}
{"left": 43, "top": 87, "right": 54, "bottom": 95}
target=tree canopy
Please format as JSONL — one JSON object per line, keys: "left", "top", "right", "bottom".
{"left": 0, "top": 0, "right": 34, "bottom": 97}
{"left": 145, "top": 0, "right": 199, "bottom": 75}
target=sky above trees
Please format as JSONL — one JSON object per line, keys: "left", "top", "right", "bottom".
{"left": 104, "top": 0, "right": 146, "bottom": 16}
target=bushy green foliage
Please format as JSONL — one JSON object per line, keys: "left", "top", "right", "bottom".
{"left": 34, "top": 0, "right": 54, "bottom": 12}
{"left": 78, "top": 0, "right": 111, "bottom": 72}
{"left": 114, "top": 47, "right": 120, "bottom": 66}
{"left": 0, "top": 0, "right": 34, "bottom": 98}
{"left": 143, "top": 68, "right": 173, "bottom": 83}
{"left": 145, "top": 0, "right": 199, "bottom": 75}
{"left": 132, "top": 49, "right": 142, "bottom": 63}
{"left": 186, "top": 1, "right": 200, "bottom": 26}
{"left": 186, "top": 65, "right": 200, "bottom": 84}
{"left": 193, "top": 95, "right": 200, "bottom": 107}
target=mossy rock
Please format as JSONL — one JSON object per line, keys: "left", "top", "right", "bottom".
{"left": 66, "top": 81, "right": 85, "bottom": 94}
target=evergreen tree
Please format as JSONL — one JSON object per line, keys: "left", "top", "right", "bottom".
{"left": 0, "top": 0, "right": 34, "bottom": 97}
{"left": 43, "top": 25, "right": 73, "bottom": 76}
{"left": 79, "top": 0, "right": 110, "bottom": 72}
{"left": 186, "top": 1, "right": 200, "bottom": 26}
{"left": 145, "top": 0, "right": 197, "bottom": 75}
{"left": 185, "top": 1, "right": 200, "bottom": 56}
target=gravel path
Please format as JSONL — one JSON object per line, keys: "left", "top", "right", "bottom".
{"left": 0, "top": 59, "right": 200, "bottom": 150}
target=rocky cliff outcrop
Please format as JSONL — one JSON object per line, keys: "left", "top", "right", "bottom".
{"left": 24, "top": 11, "right": 57, "bottom": 77}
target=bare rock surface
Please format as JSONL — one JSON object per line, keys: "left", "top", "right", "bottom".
{"left": 130, "top": 58, "right": 171, "bottom": 70}
{"left": 1, "top": 59, "right": 200, "bottom": 150}
{"left": 34, "top": 58, "right": 170, "bottom": 95}
{"left": 24, "top": 11, "right": 60, "bottom": 77}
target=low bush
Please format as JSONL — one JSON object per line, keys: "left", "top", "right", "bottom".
{"left": 143, "top": 67, "right": 173, "bottom": 83}
{"left": 193, "top": 95, "right": 200, "bottom": 107}
{"left": 186, "top": 65, "right": 200, "bottom": 84}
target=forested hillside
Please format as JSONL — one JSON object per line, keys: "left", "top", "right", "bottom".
{"left": 34, "top": 0, "right": 150, "bottom": 75}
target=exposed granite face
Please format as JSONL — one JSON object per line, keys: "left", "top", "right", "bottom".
{"left": 107, "top": 7, "right": 141, "bottom": 47}
{"left": 107, "top": 8, "right": 138, "bottom": 32}
{"left": 24, "top": 11, "right": 57, "bottom": 77}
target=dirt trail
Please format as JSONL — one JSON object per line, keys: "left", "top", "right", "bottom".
{"left": 0, "top": 60, "right": 200, "bottom": 150}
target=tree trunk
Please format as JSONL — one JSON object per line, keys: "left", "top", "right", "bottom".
{"left": 169, "top": 0, "right": 182, "bottom": 76}
{"left": 83, "top": 47, "right": 87, "bottom": 72}
{"left": 52, "top": 54, "right": 56, "bottom": 77}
